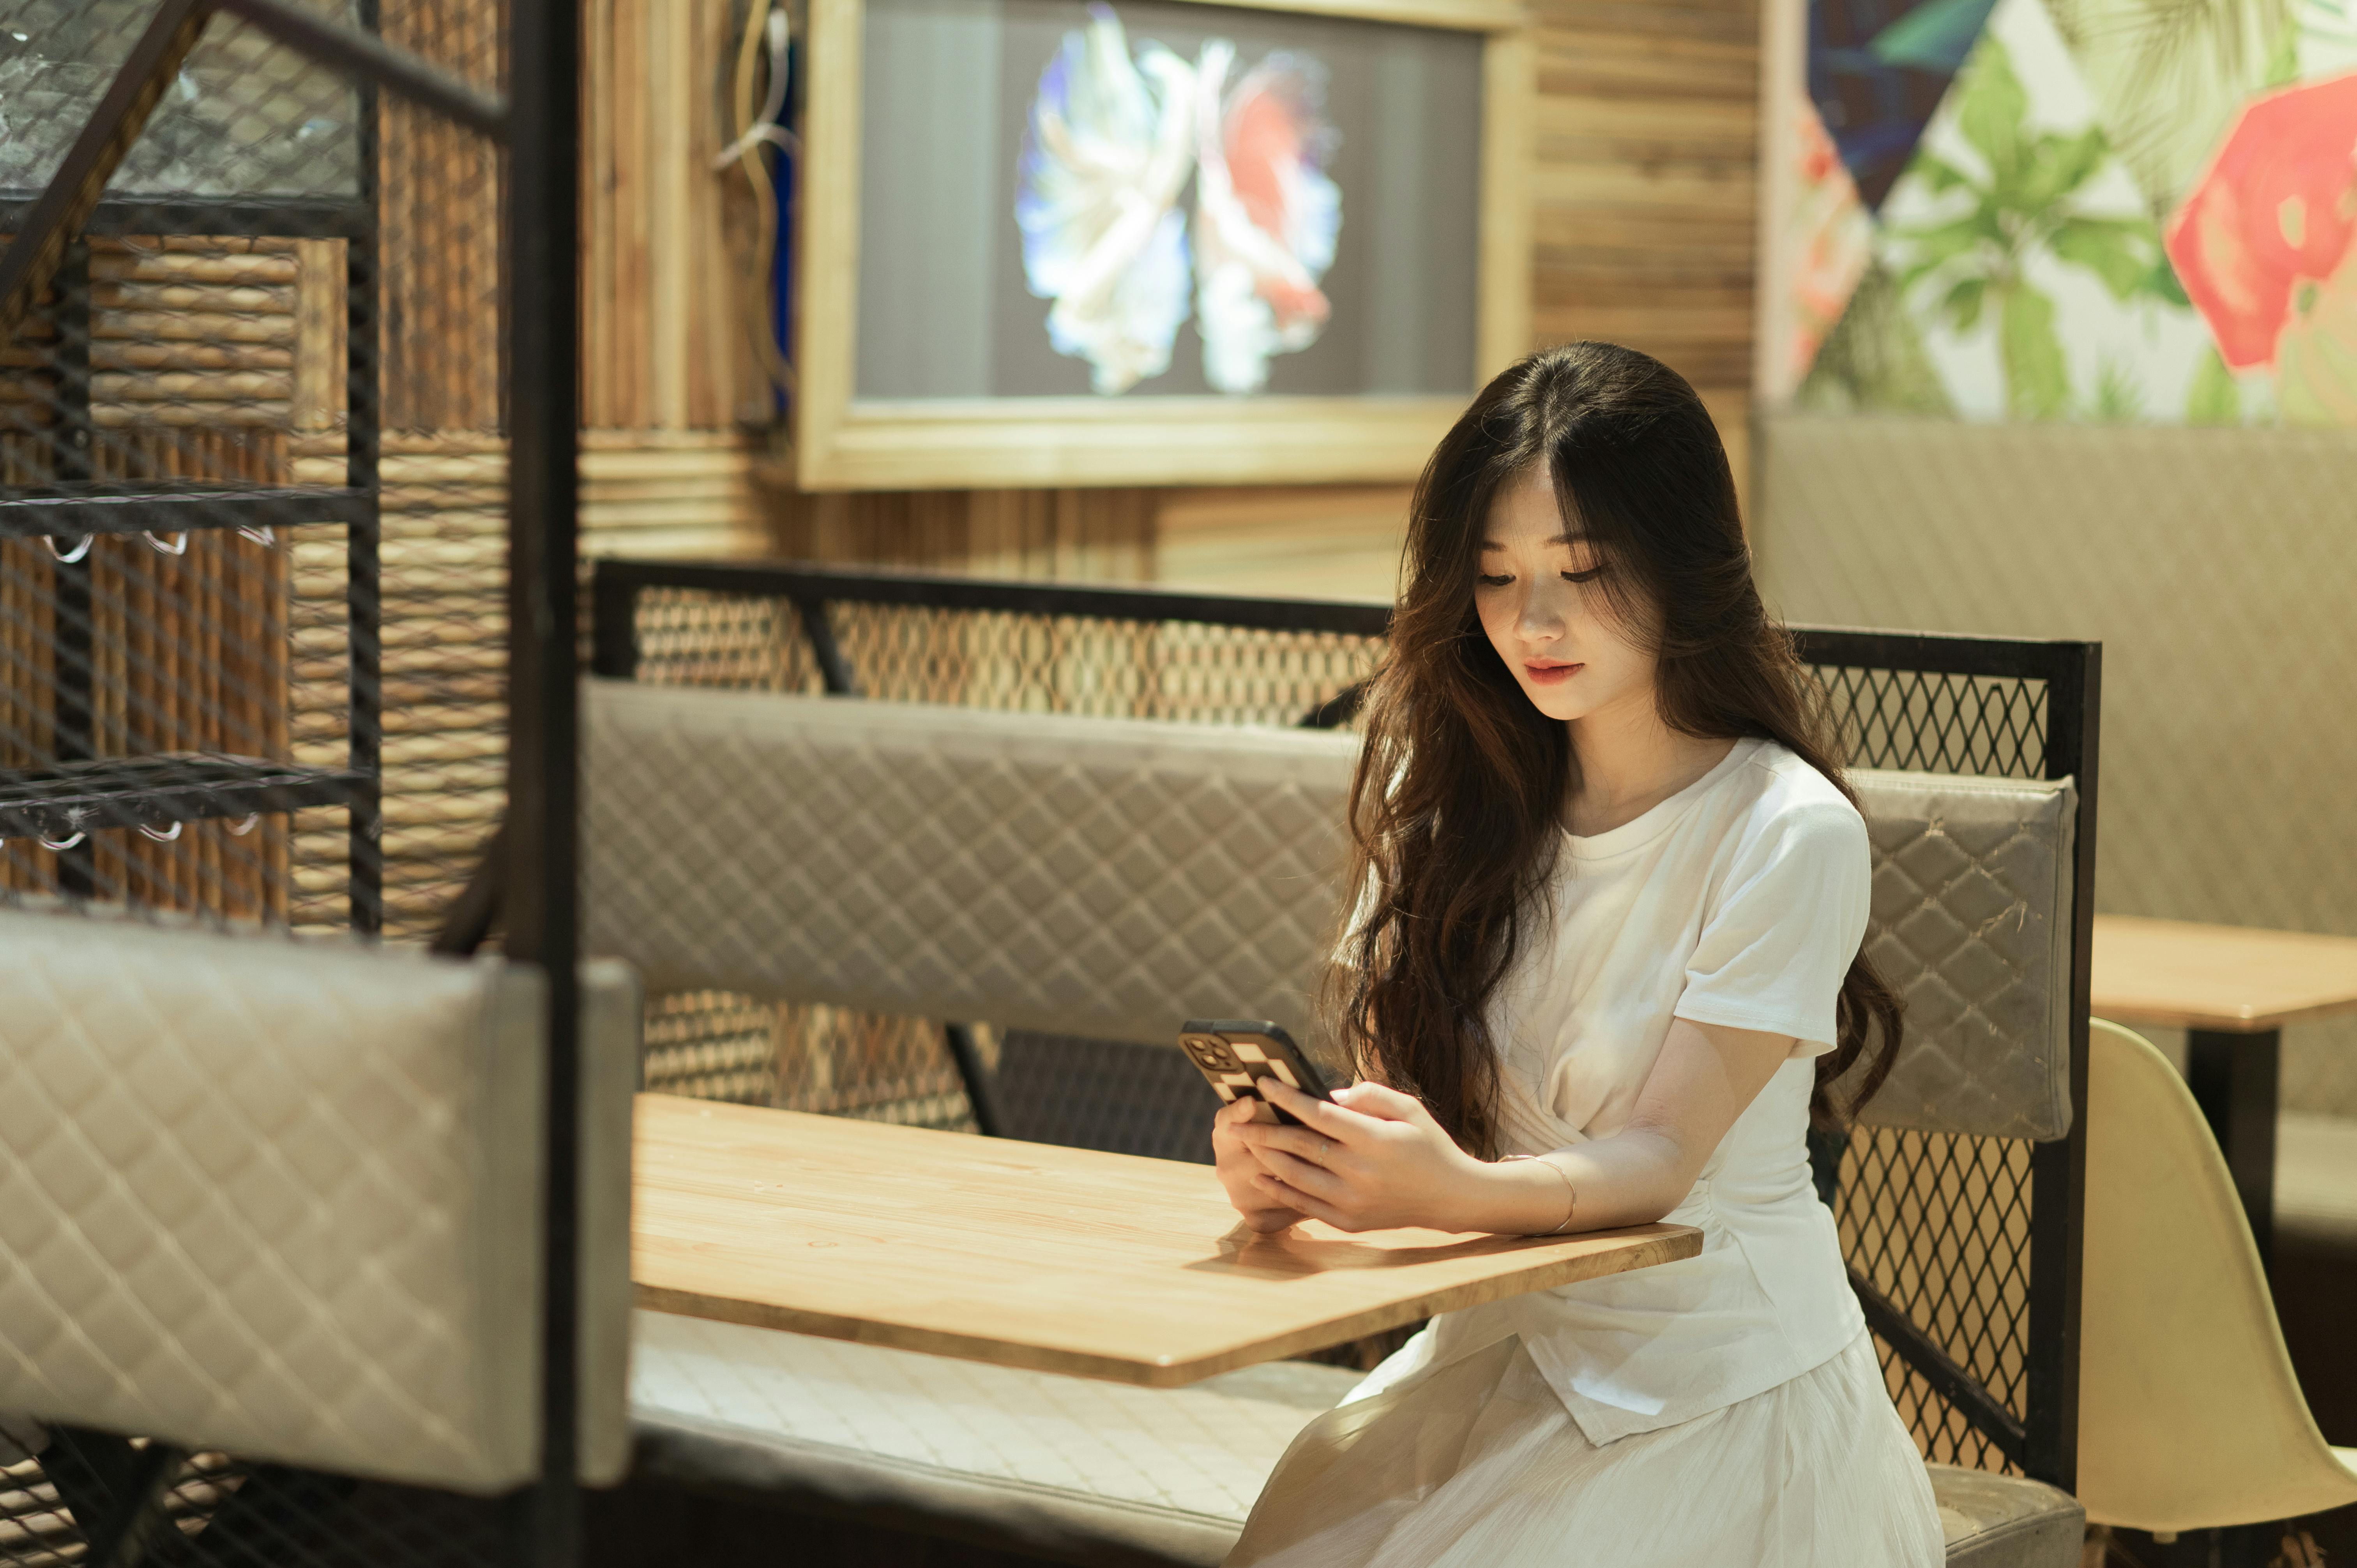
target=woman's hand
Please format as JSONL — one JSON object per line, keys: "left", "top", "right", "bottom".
{"left": 1229, "top": 1079, "right": 1493, "bottom": 1233}
{"left": 1213, "top": 1098, "right": 1309, "bottom": 1232}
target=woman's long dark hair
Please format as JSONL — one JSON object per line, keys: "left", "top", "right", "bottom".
{"left": 1327, "top": 341, "right": 1903, "bottom": 1156}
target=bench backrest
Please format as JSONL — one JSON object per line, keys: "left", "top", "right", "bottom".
{"left": 0, "top": 910, "right": 639, "bottom": 1493}
{"left": 583, "top": 679, "right": 2076, "bottom": 1141}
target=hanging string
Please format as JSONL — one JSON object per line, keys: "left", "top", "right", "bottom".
{"left": 236, "top": 524, "right": 276, "bottom": 547}
{"left": 43, "top": 535, "right": 92, "bottom": 563}
{"left": 228, "top": 814, "right": 260, "bottom": 837}
{"left": 138, "top": 821, "right": 184, "bottom": 842}
{"left": 143, "top": 531, "right": 189, "bottom": 556}
{"left": 38, "top": 832, "right": 85, "bottom": 852}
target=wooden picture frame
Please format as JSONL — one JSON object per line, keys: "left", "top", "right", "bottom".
{"left": 795, "top": 0, "right": 1533, "bottom": 491}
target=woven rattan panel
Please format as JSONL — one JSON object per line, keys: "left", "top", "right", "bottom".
{"left": 1760, "top": 413, "right": 2357, "bottom": 1115}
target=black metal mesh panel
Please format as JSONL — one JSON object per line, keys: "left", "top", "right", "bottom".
{"left": 1809, "top": 658, "right": 2052, "bottom": 1473}
{"left": 1815, "top": 664, "right": 2049, "bottom": 780}
{"left": 623, "top": 584, "right": 1385, "bottom": 1138}
{"left": 1, "top": 0, "right": 524, "bottom": 1563}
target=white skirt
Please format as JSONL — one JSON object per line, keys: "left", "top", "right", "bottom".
{"left": 1224, "top": 1329, "right": 1944, "bottom": 1568}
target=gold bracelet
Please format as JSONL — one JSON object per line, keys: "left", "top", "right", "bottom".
{"left": 1500, "top": 1155, "right": 1578, "bottom": 1235}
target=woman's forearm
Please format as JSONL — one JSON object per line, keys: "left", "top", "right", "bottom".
{"left": 1440, "top": 1128, "right": 1694, "bottom": 1235}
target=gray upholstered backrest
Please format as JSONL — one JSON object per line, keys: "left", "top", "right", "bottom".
{"left": 1846, "top": 770, "right": 2079, "bottom": 1142}
{"left": 0, "top": 911, "right": 640, "bottom": 1492}
{"left": 582, "top": 680, "right": 1357, "bottom": 1048}
{"left": 582, "top": 682, "right": 2076, "bottom": 1140}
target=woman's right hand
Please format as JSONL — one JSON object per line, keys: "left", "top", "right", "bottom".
{"left": 1213, "top": 1098, "right": 1307, "bottom": 1232}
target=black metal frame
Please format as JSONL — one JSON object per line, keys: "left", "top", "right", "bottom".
{"left": 0, "top": 1, "right": 583, "bottom": 1565}
{"left": 591, "top": 558, "right": 2101, "bottom": 1494}
{"left": 0, "top": 0, "right": 388, "bottom": 923}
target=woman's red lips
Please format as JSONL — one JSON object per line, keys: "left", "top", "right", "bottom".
{"left": 1525, "top": 660, "right": 1582, "bottom": 685}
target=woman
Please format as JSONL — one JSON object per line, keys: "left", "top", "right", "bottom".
{"left": 1214, "top": 343, "right": 1943, "bottom": 1567}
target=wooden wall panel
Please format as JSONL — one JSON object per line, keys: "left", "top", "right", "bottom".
{"left": 1527, "top": 0, "right": 1758, "bottom": 396}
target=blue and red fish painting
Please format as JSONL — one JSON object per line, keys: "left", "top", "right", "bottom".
{"left": 1016, "top": 5, "right": 1342, "bottom": 395}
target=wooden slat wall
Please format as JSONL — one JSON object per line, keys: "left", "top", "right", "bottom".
{"left": 1530, "top": 0, "right": 1758, "bottom": 394}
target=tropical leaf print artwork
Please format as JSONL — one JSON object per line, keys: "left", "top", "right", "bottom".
{"left": 1879, "top": 0, "right": 2214, "bottom": 420}
{"left": 1016, "top": 6, "right": 1341, "bottom": 395}
{"left": 1786, "top": 99, "right": 1876, "bottom": 386}
{"left": 1016, "top": 7, "right": 1199, "bottom": 394}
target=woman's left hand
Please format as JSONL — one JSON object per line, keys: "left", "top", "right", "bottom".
{"left": 1233, "top": 1079, "right": 1487, "bottom": 1233}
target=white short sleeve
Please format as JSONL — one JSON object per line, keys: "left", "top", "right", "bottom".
{"left": 1671, "top": 798, "right": 1871, "bottom": 1056}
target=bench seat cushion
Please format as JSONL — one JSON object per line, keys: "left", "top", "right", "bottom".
{"left": 629, "top": 1310, "right": 1350, "bottom": 1567}
{"left": 631, "top": 1312, "right": 2083, "bottom": 1568}
{"left": 1930, "top": 1464, "right": 2084, "bottom": 1568}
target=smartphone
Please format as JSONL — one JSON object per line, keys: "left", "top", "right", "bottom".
{"left": 1179, "top": 1019, "right": 1336, "bottom": 1127}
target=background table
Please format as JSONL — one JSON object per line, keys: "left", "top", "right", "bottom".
{"left": 2093, "top": 914, "right": 2357, "bottom": 1265}
{"left": 632, "top": 1093, "right": 1702, "bottom": 1386}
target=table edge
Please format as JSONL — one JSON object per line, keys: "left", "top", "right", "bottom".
{"left": 635, "top": 1223, "right": 1703, "bottom": 1388}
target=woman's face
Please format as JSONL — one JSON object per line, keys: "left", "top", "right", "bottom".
{"left": 1472, "top": 466, "right": 1657, "bottom": 726}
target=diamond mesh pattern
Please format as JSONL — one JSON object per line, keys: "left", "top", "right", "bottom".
{"left": 1809, "top": 657, "right": 2056, "bottom": 1475}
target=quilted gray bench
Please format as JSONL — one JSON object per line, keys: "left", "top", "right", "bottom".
{"left": 0, "top": 910, "right": 643, "bottom": 1502}
{"left": 583, "top": 678, "right": 2087, "bottom": 1568}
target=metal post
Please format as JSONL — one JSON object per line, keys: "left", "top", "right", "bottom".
{"left": 2025, "top": 640, "right": 2100, "bottom": 1492}
{"left": 52, "top": 240, "right": 95, "bottom": 900}
{"left": 505, "top": 0, "right": 583, "bottom": 1561}
{"left": 346, "top": 0, "right": 384, "bottom": 936}
{"left": 2187, "top": 1028, "right": 2278, "bottom": 1270}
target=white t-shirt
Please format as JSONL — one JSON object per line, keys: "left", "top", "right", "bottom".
{"left": 1354, "top": 736, "right": 1873, "bottom": 1443}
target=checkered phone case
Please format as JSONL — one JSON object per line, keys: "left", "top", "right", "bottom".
{"left": 1179, "top": 1020, "right": 1332, "bottom": 1126}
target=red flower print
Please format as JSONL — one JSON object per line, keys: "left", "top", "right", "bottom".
{"left": 2166, "top": 72, "right": 2357, "bottom": 371}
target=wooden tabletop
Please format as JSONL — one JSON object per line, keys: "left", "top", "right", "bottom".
{"left": 2093, "top": 915, "right": 2357, "bottom": 1033}
{"left": 632, "top": 1093, "right": 1702, "bottom": 1387}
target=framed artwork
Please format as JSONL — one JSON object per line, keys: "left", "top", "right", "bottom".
{"left": 796, "top": 0, "right": 1532, "bottom": 489}
{"left": 1757, "top": 0, "right": 2357, "bottom": 427}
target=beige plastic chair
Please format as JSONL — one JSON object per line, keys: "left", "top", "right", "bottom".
{"left": 2079, "top": 1018, "right": 2357, "bottom": 1532}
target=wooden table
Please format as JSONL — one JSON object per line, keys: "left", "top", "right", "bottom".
{"left": 632, "top": 1093, "right": 1702, "bottom": 1386}
{"left": 2093, "top": 914, "right": 2357, "bottom": 1264}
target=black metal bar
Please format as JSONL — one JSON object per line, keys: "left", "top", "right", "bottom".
{"left": 0, "top": 487, "right": 375, "bottom": 536}
{"left": 2025, "top": 638, "right": 2100, "bottom": 1492}
{"left": 790, "top": 596, "right": 859, "bottom": 695}
{"left": 50, "top": 242, "right": 96, "bottom": 900}
{"left": 211, "top": 0, "right": 510, "bottom": 138}
{"left": 1299, "top": 678, "right": 1368, "bottom": 729}
{"left": 589, "top": 572, "right": 640, "bottom": 678}
{"left": 2188, "top": 1027, "right": 2279, "bottom": 1270}
{"left": 433, "top": 820, "right": 509, "bottom": 958}
{"left": 507, "top": 0, "right": 584, "bottom": 1558}
{"left": 593, "top": 557, "right": 1396, "bottom": 638}
{"left": 0, "top": 758, "right": 370, "bottom": 840}
{"left": 77, "top": 1439, "right": 188, "bottom": 1568}
{"left": 0, "top": 0, "right": 214, "bottom": 341}
{"left": 1795, "top": 625, "right": 2091, "bottom": 684}
{"left": 944, "top": 1024, "right": 1007, "bottom": 1138}
{"left": 0, "top": 195, "right": 376, "bottom": 240}
{"left": 346, "top": 50, "right": 384, "bottom": 940}
{"left": 1850, "top": 1269, "right": 2030, "bottom": 1464}
{"left": 41, "top": 1428, "right": 139, "bottom": 1564}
